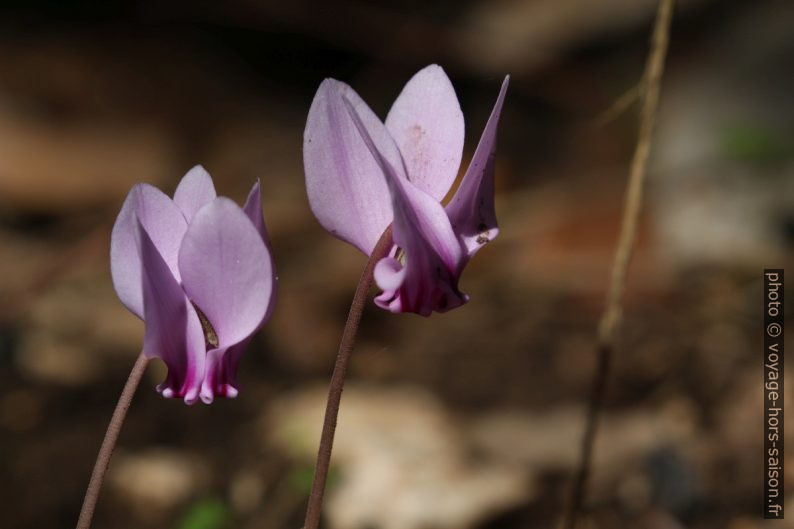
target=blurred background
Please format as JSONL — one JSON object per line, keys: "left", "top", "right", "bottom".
{"left": 0, "top": 1, "right": 792, "bottom": 528}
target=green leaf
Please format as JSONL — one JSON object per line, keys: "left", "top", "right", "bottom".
{"left": 176, "top": 497, "right": 231, "bottom": 529}
{"left": 720, "top": 122, "right": 793, "bottom": 164}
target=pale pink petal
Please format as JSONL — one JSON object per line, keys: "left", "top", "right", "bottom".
{"left": 372, "top": 178, "right": 469, "bottom": 315}
{"left": 173, "top": 165, "right": 217, "bottom": 223}
{"left": 373, "top": 256, "right": 406, "bottom": 291}
{"left": 385, "top": 65, "right": 464, "bottom": 201}
{"left": 446, "top": 76, "right": 509, "bottom": 260}
{"left": 347, "top": 99, "right": 467, "bottom": 315}
{"left": 110, "top": 184, "right": 187, "bottom": 318}
{"left": 178, "top": 197, "right": 274, "bottom": 349}
{"left": 138, "top": 221, "right": 205, "bottom": 404}
{"left": 304, "top": 79, "right": 395, "bottom": 255}
{"left": 242, "top": 179, "right": 271, "bottom": 247}
{"left": 243, "top": 179, "right": 277, "bottom": 323}
{"left": 345, "top": 98, "right": 462, "bottom": 268}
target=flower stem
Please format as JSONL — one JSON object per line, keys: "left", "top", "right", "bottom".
{"left": 303, "top": 226, "right": 393, "bottom": 529}
{"left": 562, "top": 1, "right": 674, "bottom": 528}
{"left": 76, "top": 352, "right": 149, "bottom": 529}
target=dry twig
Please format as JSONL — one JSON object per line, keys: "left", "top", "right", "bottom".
{"left": 562, "top": 0, "right": 676, "bottom": 527}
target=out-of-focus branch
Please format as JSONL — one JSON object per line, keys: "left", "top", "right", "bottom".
{"left": 562, "top": 0, "right": 675, "bottom": 527}
{"left": 594, "top": 80, "right": 643, "bottom": 127}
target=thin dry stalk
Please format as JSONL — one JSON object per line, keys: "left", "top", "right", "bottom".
{"left": 594, "top": 81, "right": 643, "bottom": 127}
{"left": 562, "top": 0, "right": 675, "bottom": 527}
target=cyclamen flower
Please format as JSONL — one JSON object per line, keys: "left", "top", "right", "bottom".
{"left": 304, "top": 65, "right": 508, "bottom": 316}
{"left": 110, "top": 166, "right": 275, "bottom": 404}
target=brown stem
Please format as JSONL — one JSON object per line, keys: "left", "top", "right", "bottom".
{"left": 563, "top": 342, "right": 612, "bottom": 529}
{"left": 303, "top": 226, "right": 393, "bottom": 529}
{"left": 76, "top": 352, "right": 149, "bottom": 529}
{"left": 562, "top": 1, "right": 675, "bottom": 528}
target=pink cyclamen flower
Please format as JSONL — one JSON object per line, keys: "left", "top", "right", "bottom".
{"left": 304, "top": 65, "right": 508, "bottom": 316}
{"left": 110, "top": 166, "right": 276, "bottom": 404}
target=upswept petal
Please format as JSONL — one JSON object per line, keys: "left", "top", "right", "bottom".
{"left": 200, "top": 338, "right": 249, "bottom": 404}
{"left": 385, "top": 64, "right": 464, "bottom": 201}
{"left": 385, "top": 168, "right": 463, "bottom": 275}
{"left": 346, "top": 100, "right": 466, "bottom": 315}
{"left": 372, "top": 174, "right": 469, "bottom": 315}
{"left": 243, "top": 179, "right": 271, "bottom": 247}
{"left": 138, "top": 221, "right": 205, "bottom": 404}
{"left": 110, "top": 184, "right": 188, "bottom": 318}
{"left": 198, "top": 186, "right": 274, "bottom": 405}
{"left": 345, "top": 98, "right": 462, "bottom": 269}
{"left": 446, "top": 75, "right": 509, "bottom": 260}
{"left": 173, "top": 165, "right": 217, "bottom": 223}
{"left": 243, "top": 179, "right": 277, "bottom": 323}
{"left": 304, "top": 78, "right": 394, "bottom": 255}
{"left": 178, "top": 197, "right": 274, "bottom": 349}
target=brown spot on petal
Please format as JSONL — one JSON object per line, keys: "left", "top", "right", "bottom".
{"left": 192, "top": 303, "right": 219, "bottom": 349}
